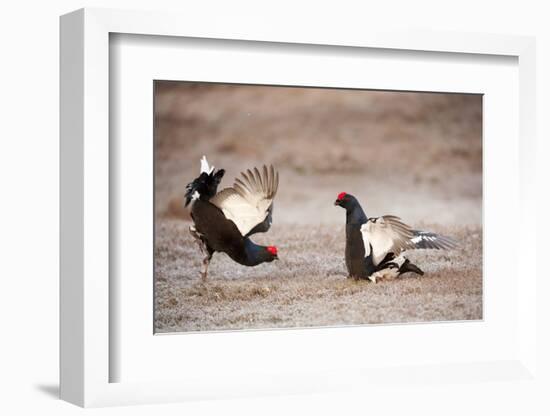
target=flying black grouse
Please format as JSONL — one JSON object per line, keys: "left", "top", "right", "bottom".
{"left": 185, "top": 156, "right": 279, "bottom": 279}
{"left": 334, "top": 192, "right": 457, "bottom": 282}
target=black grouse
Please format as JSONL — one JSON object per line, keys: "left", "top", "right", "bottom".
{"left": 186, "top": 156, "right": 279, "bottom": 279}
{"left": 334, "top": 192, "right": 457, "bottom": 282}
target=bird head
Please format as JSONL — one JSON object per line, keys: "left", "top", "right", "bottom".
{"left": 265, "top": 245, "right": 279, "bottom": 261}
{"left": 334, "top": 192, "right": 357, "bottom": 210}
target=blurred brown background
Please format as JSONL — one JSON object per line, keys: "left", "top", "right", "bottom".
{"left": 154, "top": 82, "right": 482, "bottom": 332}
{"left": 155, "top": 82, "right": 482, "bottom": 227}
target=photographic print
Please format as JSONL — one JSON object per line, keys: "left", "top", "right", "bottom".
{"left": 154, "top": 82, "right": 482, "bottom": 333}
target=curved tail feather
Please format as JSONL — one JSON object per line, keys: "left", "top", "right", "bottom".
{"left": 184, "top": 156, "right": 225, "bottom": 206}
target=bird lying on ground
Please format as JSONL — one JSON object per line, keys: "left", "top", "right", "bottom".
{"left": 334, "top": 192, "right": 457, "bottom": 282}
{"left": 185, "top": 156, "right": 279, "bottom": 279}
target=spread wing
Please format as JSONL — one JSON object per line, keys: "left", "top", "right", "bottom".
{"left": 360, "top": 215, "right": 415, "bottom": 266}
{"left": 361, "top": 215, "right": 459, "bottom": 266}
{"left": 409, "top": 230, "right": 458, "bottom": 250}
{"left": 210, "top": 165, "right": 279, "bottom": 237}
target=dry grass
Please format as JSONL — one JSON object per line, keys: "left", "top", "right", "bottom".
{"left": 153, "top": 83, "right": 483, "bottom": 333}
{"left": 155, "top": 221, "right": 482, "bottom": 332}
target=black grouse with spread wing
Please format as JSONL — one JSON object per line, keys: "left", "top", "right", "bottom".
{"left": 334, "top": 192, "right": 457, "bottom": 282}
{"left": 186, "top": 156, "right": 279, "bottom": 279}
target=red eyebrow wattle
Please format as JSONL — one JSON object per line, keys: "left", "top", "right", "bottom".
{"left": 337, "top": 192, "right": 347, "bottom": 200}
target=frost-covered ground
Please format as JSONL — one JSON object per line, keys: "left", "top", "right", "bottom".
{"left": 155, "top": 221, "right": 482, "bottom": 332}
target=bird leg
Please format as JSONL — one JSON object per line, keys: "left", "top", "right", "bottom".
{"left": 200, "top": 254, "right": 211, "bottom": 280}
{"left": 190, "top": 225, "right": 211, "bottom": 279}
{"left": 189, "top": 225, "right": 206, "bottom": 254}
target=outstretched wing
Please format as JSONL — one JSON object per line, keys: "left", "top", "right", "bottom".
{"left": 210, "top": 165, "right": 279, "bottom": 237}
{"left": 409, "top": 230, "right": 458, "bottom": 250}
{"left": 361, "top": 215, "right": 459, "bottom": 266}
{"left": 360, "top": 215, "right": 415, "bottom": 266}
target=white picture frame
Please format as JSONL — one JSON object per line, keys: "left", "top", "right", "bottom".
{"left": 60, "top": 8, "right": 537, "bottom": 408}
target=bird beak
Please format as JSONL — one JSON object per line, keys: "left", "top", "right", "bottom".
{"left": 334, "top": 200, "right": 340, "bottom": 206}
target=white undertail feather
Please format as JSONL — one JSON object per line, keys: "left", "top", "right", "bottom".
{"left": 200, "top": 155, "right": 215, "bottom": 174}
{"left": 368, "top": 256, "right": 406, "bottom": 283}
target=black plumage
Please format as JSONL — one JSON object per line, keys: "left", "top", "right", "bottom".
{"left": 341, "top": 196, "right": 369, "bottom": 278}
{"left": 334, "top": 192, "right": 457, "bottom": 280}
{"left": 184, "top": 169, "right": 225, "bottom": 206}
{"left": 191, "top": 200, "right": 276, "bottom": 267}
{"left": 186, "top": 158, "right": 279, "bottom": 279}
